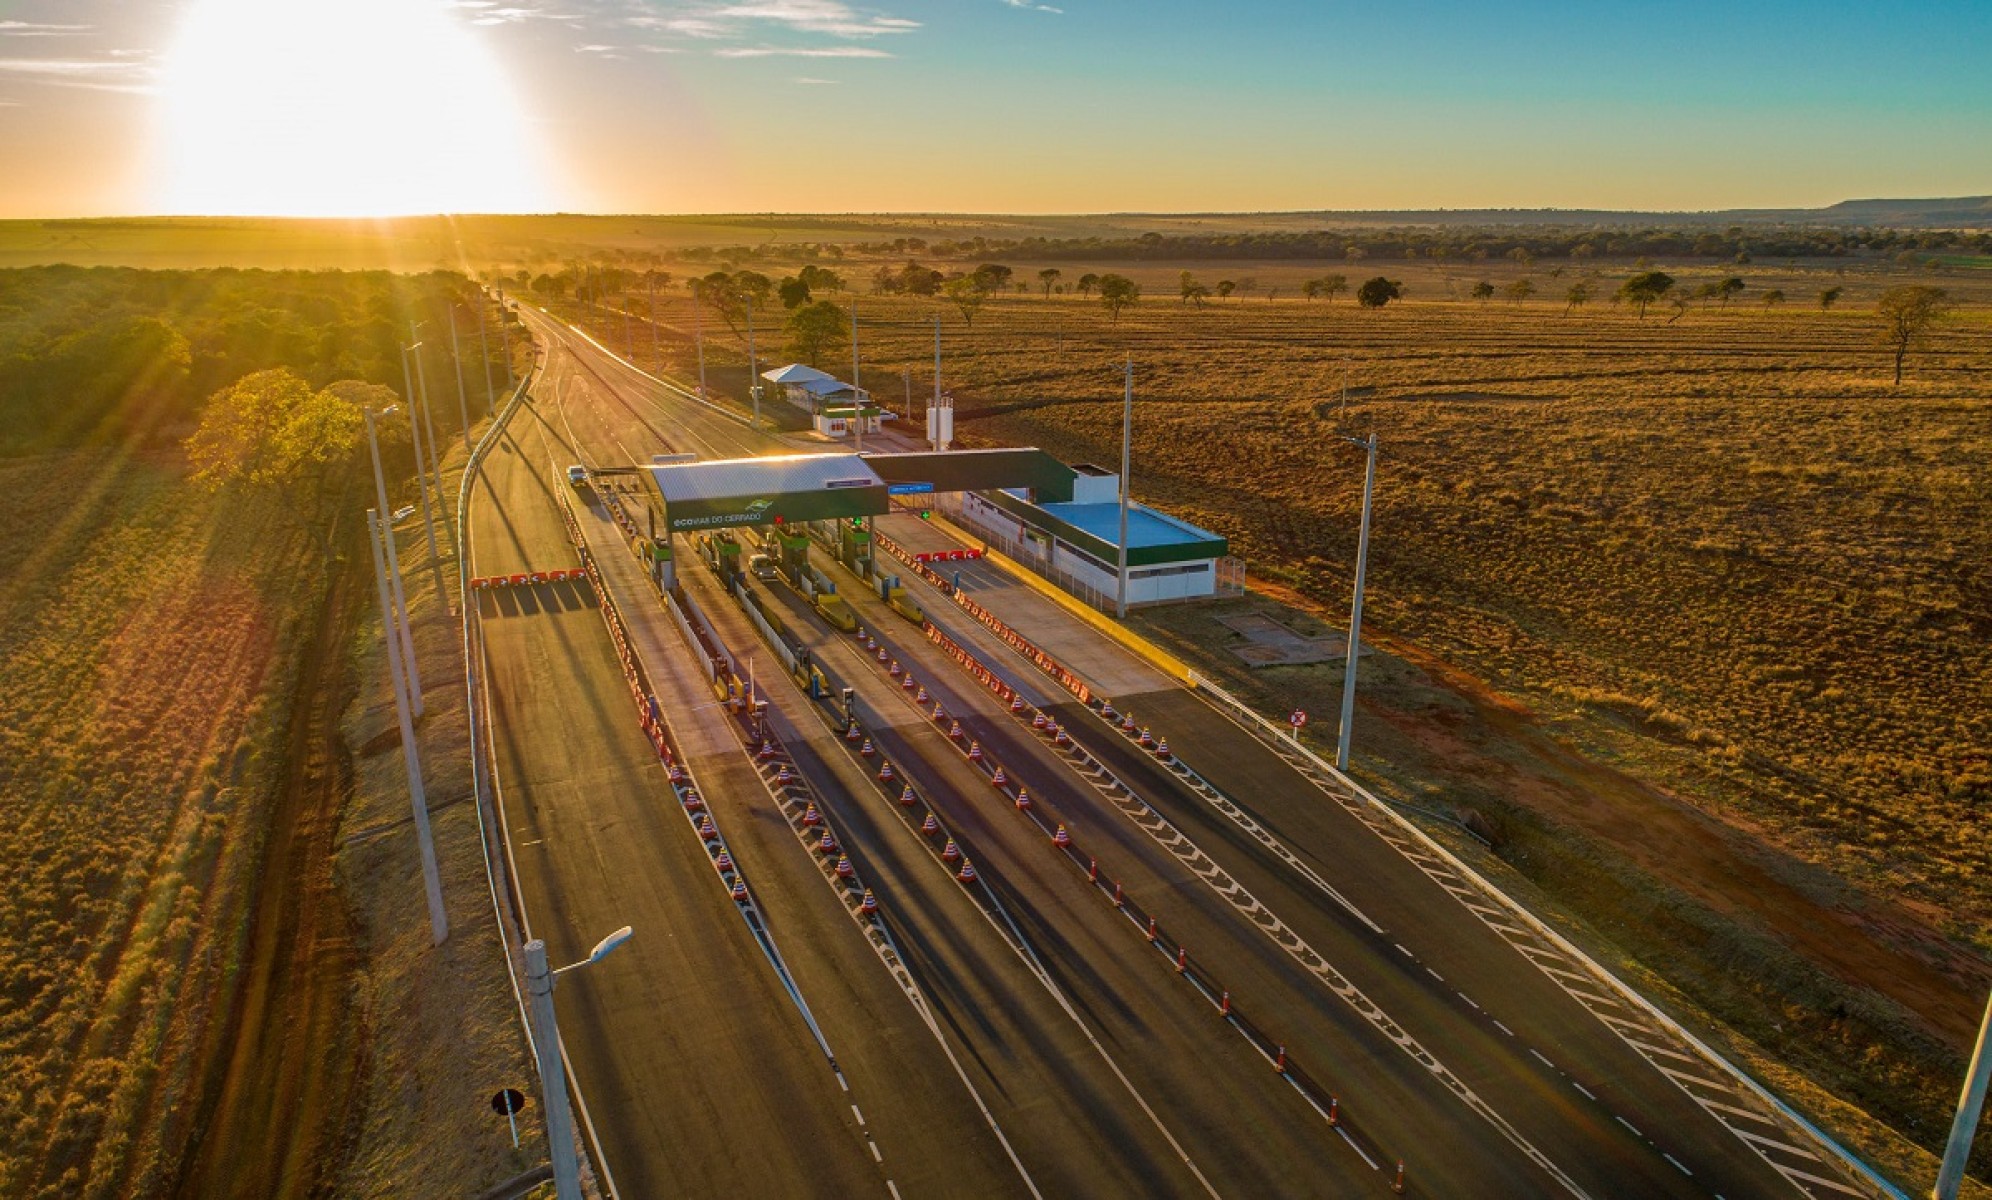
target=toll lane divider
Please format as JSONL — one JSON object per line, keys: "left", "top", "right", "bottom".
{"left": 841, "top": 627, "right": 1414, "bottom": 1194}
{"left": 470, "top": 567, "right": 585, "bottom": 589}
{"left": 872, "top": 530, "right": 1094, "bottom": 705}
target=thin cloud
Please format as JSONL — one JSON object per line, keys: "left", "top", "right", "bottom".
{"left": 1000, "top": 0, "right": 1063, "bottom": 10}
{"left": 709, "top": 1, "right": 918, "bottom": 38}
{"left": 712, "top": 44, "right": 891, "bottom": 57}
{"left": 0, "top": 21, "right": 93, "bottom": 37}
{"left": 793, "top": 75, "right": 839, "bottom": 84}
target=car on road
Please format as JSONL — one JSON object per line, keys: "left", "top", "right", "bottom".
{"left": 749, "top": 553, "right": 778, "bottom": 581}
{"left": 567, "top": 464, "right": 589, "bottom": 489}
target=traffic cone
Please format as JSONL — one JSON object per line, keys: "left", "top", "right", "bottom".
{"left": 899, "top": 785, "right": 917, "bottom": 807}
{"left": 682, "top": 790, "right": 704, "bottom": 811}
{"left": 1053, "top": 726, "right": 1069, "bottom": 745}
{"left": 1219, "top": 991, "right": 1231, "bottom": 1016}
{"left": 817, "top": 830, "right": 839, "bottom": 855}
{"left": 860, "top": 738, "right": 875, "bottom": 757}
{"left": 802, "top": 803, "right": 821, "bottom": 826}
{"left": 967, "top": 741, "right": 982, "bottom": 761}
{"left": 845, "top": 722, "right": 862, "bottom": 741}
{"left": 1088, "top": 857, "right": 1098, "bottom": 881}
{"left": 1113, "top": 881, "right": 1124, "bottom": 906}
{"left": 698, "top": 816, "right": 719, "bottom": 842}
{"left": 859, "top": 889, "right": 878, "bottom": 915}
{"left": 1138, "top": 728, "right": 1154, "bottom": 748}
{"left": 902, "top": 674, "right": 915, "bottom": 690}
{"left": 1327, "top": 1097, "right": 1339, "bottom": 1127}
{"left": 921, "top": 812, "right": 940, "bottom": 835}
{"left": 1121, "top": 713, "right": 1137, "bottom": 733}
{"left": 730, "top": 877, "right": 748, "bottom": 902}
{"left": 669, "top": 765, "right": 686, "bottom": 784}
{"left": 835, "top": 854, "right": 855, "bottom": 879}
{"left": 775, "top": 764, "right": 793, "bottom": 785}
{"left": 878, "top": 760, "right": 895, "bottom": 782}
{"left": 757, "top": 740, "right": 776, "bottom": 760}
{"left": 714, "top": 851, "right": 734, "bottom": 872}
{"left": 1014, "top": 787, "right": 1031, "bottom": 810}
{"left": 1392, "top": 1162, "right": 1405, "bottom": 1195}
{"left": 1274, "top": 1046, "right": 1287, "bottom": 1074}
{"left": 1051, "top": 823, "right": 1070, "bottom": 847}
{"left": 889, "top": 660, "right": 902, "bottom": 677}
{"left": 1010, "top": 694, "right": 1024, "bottom": 712}
{"left": 1032, "top": 712, "right": 1047, "bottom": 730}
{"left": 1146, "top": 916, "right": 1158, "bottom": 942}
{"left": 951, "top": 721, "right": 965, "bottom": 740}
{"left": 1101, "top": 703, "right": 1118, "bottom": 721}
{"left": 990, "top": 765, "right": 1006, "bottom": 786}
{"left": 941, "top": 838, "right": 961, "bottom": 862}
{"left": 1175, "top": 946, "right": 1189, "bottom": 973}
{"left": 956, "top": 859, "right": 977, "bottom": 884}
{"left": 877, "top": 645, "right": 889, "bottom": 663}
{"left": 1155, "top": 738, "right": 1171, "bottom": 761}
{"left": 915, "top": 686, "right": 929, "bottom": 703}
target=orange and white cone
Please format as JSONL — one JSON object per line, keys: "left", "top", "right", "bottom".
{"left": 941, "top": 838, "right": 961, "bottom": 862}
{"left": 1051, "top": 824, "right": 1071, "bottom": 847}
{"left": 921, "top": 812, "right": 940, "bottom": 835}
{"left": 817, "top": 830, "right": 839, "bottom": 855}
{"left": 730, "top": 877, "right": 748, "bottom": 901}
{"left": 899, "top": 785, "right": 917, "bottom": 807}
{"left": 801, "top": 803, "right": 821, "bottom": 826}
{"left": 956, "top": 859, "right": 978, "bottom": 884}
{"left": 835, "top": 854, "right": 855, "bottom": 879}
{"left": 1014, "top": 788, "right": 1031, "bottom": 810}
{"left": 859, "top": 889, "right": 879, "bottom": 915}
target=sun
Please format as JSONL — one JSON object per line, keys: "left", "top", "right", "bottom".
{"left": 154, "top": 0, "right": 546, "bottom": 217}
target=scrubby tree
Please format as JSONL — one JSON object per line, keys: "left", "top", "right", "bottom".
{"left": 1564, "top": 282, "right": 1591, "bottom": 314}
{"left": 1471, "top": 281, "right": 1495, "bottom": 303}
{"left": 1761, "top": 289, "right": 1785, "bottom": 309}
{"left": 1874, "top": 285, "right": 1951, "bottom": 385}
{"left": 1216, "top": 280, "right": 1236, "bottom": 301}
{"left": 1356, "top": 277, "right": 1402, "bottom": 308}
{"left": 1038, "top": 267, "right": 1062, "bottom": 298}
{"left": 1319, "top": 274, "right": 1348, "bottom": 303}
{"left": 944, "top": 275, "right": 987, "bottom": 329}
{"left": 1097, "top": 274, "right": 1139, "bottom": 321}
{"left": 1179, "top": 271, "right": 1205, "bottom": 305}
{"left": 778, "top": 276, "right": 812, "bottom": 310}
{"left": 1505, "top": 279, "right": 1535, "bottom": 304}
{"left": 1819, "top": 286, "right": 1844, "bottom": 311}
{"left": 971, "top": 263, "right": 1013, "bottom": 293}
{"left": 1302, "top": 279, "right": 1323, "bottom": 301}
{"left": 784, "top": 300, "right": 849, "bottom": 367}
{"left": 1716, "top": 276, "right": 1745, "bottom": 308}
{"left": 1617, "top": 270, "right": 1674, "bottom": 319}
{"left": 798, "top": 264, "right": 843, "bottom": 294}
{"left": 1077, "top": 273, "right": 1100, "bottom": 297}
{"left": 185, "top": 368, "right": 370, "bottom": 558}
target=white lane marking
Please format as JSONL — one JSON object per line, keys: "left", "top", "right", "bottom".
{"left": 1426, "top": 966, "right": 1444, "bottom": 981}
{"left": 1531, "top": 1049, "right": 1556, "bottom": 1069}
{"left": 852, "top": 1104, "right": 866, "bottom": 1126}
{"left": 1572, "top": 1082, "right": 1596, "bottom": 1101}
{"left": 1394, "top": 942, "right": 1414, "bottom": 957}
{"left": 870, "top": 1141, "right": 883, "bottom": 1163}
{"left": 1664, "top": 1153, "right": 1693, "bottom": 1176}
{"left": 1493, "top": 1020, "right": 1515, "bottom": 1037}
{"left": 1457, "top": 991, "right": 1480, "bottom": 1010}
{"left": 1616, "top": 1116, "right": 1643, "bottom": 1139}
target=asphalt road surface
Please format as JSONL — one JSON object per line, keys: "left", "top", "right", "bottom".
{"left": 463, "top": 304, "right": 1873, "bottom": 1199}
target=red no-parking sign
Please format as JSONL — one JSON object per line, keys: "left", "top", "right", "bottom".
{"left": 1289, "top": 709, "right": 1308, "bottom": 729}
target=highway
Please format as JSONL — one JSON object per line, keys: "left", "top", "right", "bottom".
{"left": 467, "top": 302, "right": 1879, "bottom": 1199}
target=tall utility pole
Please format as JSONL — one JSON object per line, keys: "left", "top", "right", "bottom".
{"left": 1336, "top": 433, "right": 1378, "bottom": 772}
{"left": 364, "top": 409, "right": 422, "bottom": 716}
{"left": 400, "top": 342, "right": 448, "bottom": 607}
{"left": 525, "top": 940, "right": 581, "bottom": 1199}
{"left": 497, "top": 288, "right": 515, "bottom": 389}
{"left": 474, "top": 293, "right": 494, "bottom": 416}
{"left": 850, "top": 298, "right": 863, "bottom": 452}
{"left": 1116, "top": 359, "right": 1132, "bottom": 619}
{"left": 368, "top": 509, "right": 447, "bottom": 946}
{"left": 450, "top": 307, "right": 471, "bottom": 453}
{"left": 1935, "top": 988, "right": 1992, "bottom": 1200}
{"left": 694, "top": 288, "right": 708, "bottom": 400}
{"left": 743, "top": 294, "right": 759, "bottom": 425}
{"left": 647, "top": 276, "right": 659, "bottom": 361}
{"left": 409, "top": 323, "right": 445, "bottom": 501}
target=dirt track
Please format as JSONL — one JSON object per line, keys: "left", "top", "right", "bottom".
{"left": 172, "top": 546, "right": 366, "bottom": 1200}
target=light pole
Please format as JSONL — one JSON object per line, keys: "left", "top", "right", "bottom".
{"left": 450, "top": 305, "right": 471, "bottom": 453}
{"left": 693, "top": 287, "right": 708, "bottom": 402}
{"left": 399, "top": 340, "right": 449, "bottom": 608}
{"left": 1336, "top": 433, "right": 1378, "bottom": 772}
{"left": 497, "top": 288, "right": 516, "bottom": 390}
{"left": 744, "top": 293, "right": 759, "bottom": 427}
{"left": 1116, "top": 359, "right": 1132, "bottom": 619}
{"left": 850, "top": 298, "right": 863, "bottom": 451}
{"left": 364, "top": 407, "right": 422, "bottom": 715}
{"left": 647, "top": 276, "right": 659, "bottom": 362}
{"left": 408, "top": 322, "right": 446, "bottom": 508}
{"left": 368, "top": 509, "right": 447, "bottom": 945}
{"left": 474, "top": 294, "right": 495, "bottom": 416}
{"left": 527, "top": 925, "right": 633, "bottom": 1200}
{"left": 1934, "top": 987, "right": 1992, "bottom": 1200}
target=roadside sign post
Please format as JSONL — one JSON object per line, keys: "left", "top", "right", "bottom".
{"left": 491, "top": 1088, "right": 526, "bottom": 1149}
{"left": 1289, "top": 709, "right": 1307, "bottom": 747}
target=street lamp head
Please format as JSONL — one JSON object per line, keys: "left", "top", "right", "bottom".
{"left": 587, "top": 925, "right": 633, "bottom": 964}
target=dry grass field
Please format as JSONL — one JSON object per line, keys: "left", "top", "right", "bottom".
{"left": 0, "top": 449, "right": 313, "bottom": 1198}
{"left": 550, "top": 253, "right": 1989, "bottom": 1176}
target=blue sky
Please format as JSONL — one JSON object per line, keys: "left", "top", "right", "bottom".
{"left": 0, "top": 0, "right": 1987, "bottom": 215}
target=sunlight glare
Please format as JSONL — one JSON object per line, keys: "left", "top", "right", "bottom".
{"left": 155, "top": 0, "right": 545, "bottom": 216}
